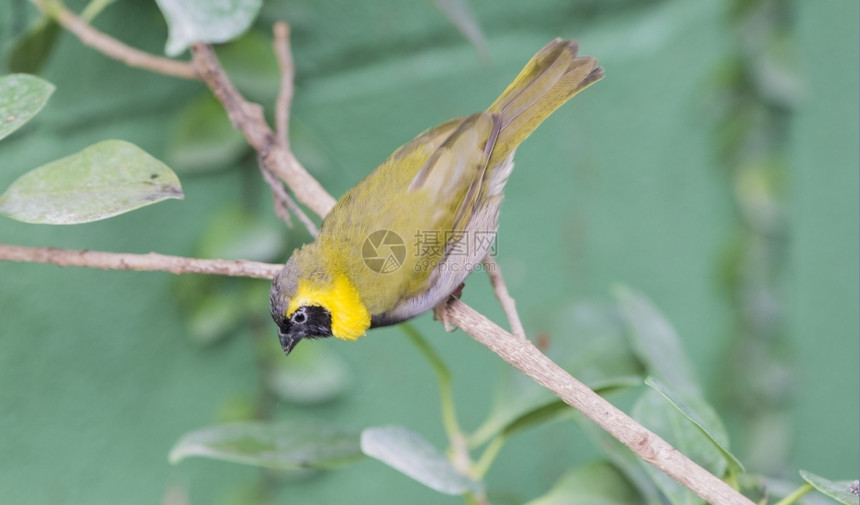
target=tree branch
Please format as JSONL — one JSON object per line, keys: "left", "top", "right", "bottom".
{"left": 30, "top": 0, "right": 199, "bottom": 80}
{"left": 444, "top": 300, "right": 753, "bottom": 505}
{"left": 189, "top": 43, "right": 336, "bottom": 218}
{"left": 0, "top": 244, "right": 281, "bottom": 278}
{"left": 482, "top": 255, "right": 526, "bottom": 339}
{"left": 273, "top": 21, "right": 295, "bottom": 148}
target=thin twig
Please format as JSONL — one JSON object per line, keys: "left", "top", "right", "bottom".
{"left": 30, "top": 0, "right": 198, "bottom": 80}
{"left": 280, "top": 190, "right": 318, "bottom": 237}
{"left": 443, "top": 299, "right": 754, "bottom": 505}
{"left": 260, "top": 161, "right": 320, "bottom": 237}
{"left": 482, "top": 255, "right": 526, "bottom": 339}
{"left": 273, "top": 22, "right": 295, "bottom": 148}
{"left": 190, "top": 43, "right": 336, "bottom": 217}
{"left": 260, "top": 163, "right": 294, "bottom": 226}
{"left": 0, "top": 244, "right": 281, "bottom": 278}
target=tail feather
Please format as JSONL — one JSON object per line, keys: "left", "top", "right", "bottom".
{"left": 487, "top": 39, "right": 602, "bottom": 166}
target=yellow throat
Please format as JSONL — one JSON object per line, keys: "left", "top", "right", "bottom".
{"left": 286, "top": 274, "right": 371, "bottom": 341}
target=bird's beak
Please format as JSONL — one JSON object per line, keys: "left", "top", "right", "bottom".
{"left": 279, "top": 332, "right": 301, "bottom": 356}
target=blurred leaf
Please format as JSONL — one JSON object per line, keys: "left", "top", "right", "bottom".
{"left": 217, "top": 31, "right": 280, "bottom": 103}
{"left": 800, "top": 471, "right": 860, "bottom": 505}
{"left": 5, "top": 17, "right": 60, "bottom": 74}
{"left": 472, "top": 302, "right": 642, "bottom": 447}
{"left": 196, "top": 205, "right": 286, "bottom": 262}
{"left": 215, "top": 394, "right": 259, "bottom": 423}
{"left": 0, "top": 140, "right": 182, "bottom": 224}
{"left": 175, "top": 206, "right": 286, "bottom": 345}
{"left": 646, "top": 377, "right": 745, "bottom": 474}
{"left": 155, "top": 0, "right": 263, "bottom": 57}
{"left": 500, "top": 400, "right": 568, "bottom": 439}
{"left": 431, "top": 0, "right": 488, "bottom": 58}
{"left": 7, "top": 0, "right": 117, "bottom": 74}
{"left": 579, "top": 422, "right": 664, "bottom": 505}
{"left": 523, "top": 461, "right": 641, "bottom": 505}
{"left": 548, "top": 301, "right": 645, "bottom": 389}
{"left": 361, "top": 425, "right": 481, "bottom": 495}
{"left": 165, "top": 92, "right": 248, "bottom": 175}
{"left": 265, "top": 342, "right": 350, "bottom": 405}
{"left": 615, "top": 286, "right": 700, "bottom": 396}
{"left": 0, "top": 73, "right": 55, "bottom": 140}
{"left": 632, "top": 389, "right": 727, "bottom": 505}
{"left": 169, "top": 421, "right": 363, "bottom": 470}
{"left": 469, "top": 370, "right": 555, "bottom": 447}
{"left": 185, "top": 289, "right": 249, "bottom": 345}
{"left": 493, "top": 376, "right": 639, "bottom": 442}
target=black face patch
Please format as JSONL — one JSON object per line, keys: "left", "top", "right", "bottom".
{"left": 275, "top": 305, "right": 332, "bottom": 356}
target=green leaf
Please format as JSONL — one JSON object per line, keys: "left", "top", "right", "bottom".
{"left": 361, "top": 425, "right": 481, "bottom": 495}
{"left": 646, "top": 377, "right": 745, "bottom": 474}
{"left": 165, "top": 92, "right": 248, "bottom": 174}
{"left": 548, "top": 301, "right": 645, "bottom": 390}
{"left": 184, "top": 289, "right": 249, "bottom": 345}
{"left": 0, "top": 74, "right": 55, "bottom": 141}
{"left": 615, "top": 286, "right": 700, "bottom": 396}
{"left": 472, "top": 302, "right": 642, "bottom": 447}
{"left": 495, "top": 375, "right": 639, "bottom": 443}
{"left": 169, "top": 421, "right": 363, "bottom": 470}
{"left": 469, "top": 370, "right": 556, "bottom": 447}
{"left": 195, "top": 205, "right": 286, "bottom": 262}
{"left": 155, "top": 0, "right": 263, "bottom": 57}
{"left": 0, "top": 140, "right": 183, "bottom": 224}
{"left": 500, "top": 400, "right": 568, "bottom": 439}
{"left": 217, "top": 31, "right": 280, "bottom": 103}
{"left": 800, "top": 471, "right": 860, "bottom": 505}
{"left": 523, "top": 461, "right": 642, "bottom": 505}
{"left": 632, "top": 389, "right": 727, "bottom": 505}
{"left": 5, "top": 17, "right": 60, "bottom": 74}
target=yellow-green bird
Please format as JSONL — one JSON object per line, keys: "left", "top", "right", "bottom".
{"left": 270, "top": 39, "right": 602, "bottom": 355}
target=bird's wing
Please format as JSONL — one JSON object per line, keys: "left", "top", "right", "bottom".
{"left": 407, "top": 112, "right": 501, "bottom": 235}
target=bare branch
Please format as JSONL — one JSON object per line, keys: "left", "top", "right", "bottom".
{"left": 482, "top": 255, "right": 526, "bottom": 339}
{"left": 189, "top": 43, "right": 336, "bottom": 217}
{"left": 273, "top": 22, "right": 295, "bottom": 148}
{"left": 444, "top": 300, "right": 755, "bottom": 505}
{"left": 260, "top": 161, "right": 320, "bottom": 237}
{"left": 0, "top": 244, "right": 281, "bottom": 279}
{"left": 30, "top": 0, "right": 199, "bottom": 80}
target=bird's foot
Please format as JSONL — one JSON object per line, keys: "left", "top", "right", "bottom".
{"left": 433, "top": 283, "right": 466, "bottom": 332}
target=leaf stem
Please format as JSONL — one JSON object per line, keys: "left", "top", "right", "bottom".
{"left": 473, "top": 435, "right": 506, "bottom": 478}
{"left": 400, "top": 323, "right": 458, "bottom": 439}
{"left": 29, "top": 0, "right": 199, "bottom": 79}
{"left": 773, "top": 483, "right": 813, "bottom": 505}
{"left": 80, "top": 0, "right": 114, "bottom": 21}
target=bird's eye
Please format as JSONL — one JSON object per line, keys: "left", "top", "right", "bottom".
{"left": 291, "top": 307, "right": 307, "bottom": 324}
